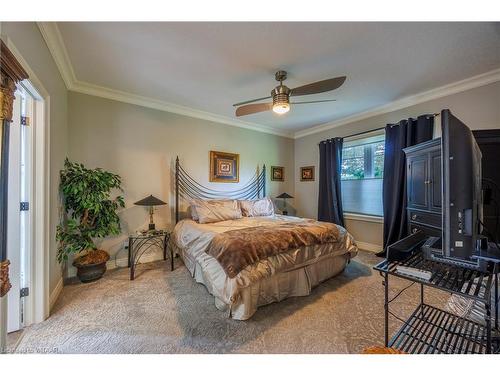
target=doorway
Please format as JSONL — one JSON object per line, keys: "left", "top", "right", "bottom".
{"left": 7, "top": 85, "right": 35, "bottom": 333}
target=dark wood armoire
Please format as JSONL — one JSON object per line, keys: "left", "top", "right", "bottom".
{"left": 403, "top": 131, "right": 500, "bottom": 242}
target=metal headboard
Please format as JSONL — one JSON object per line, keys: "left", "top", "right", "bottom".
{"left": 175, "top": 156, "right": 266, "bottom": 223}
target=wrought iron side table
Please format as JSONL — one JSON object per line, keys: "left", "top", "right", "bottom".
{"left": 128, "top": 230, "right": 172, "bottom": 280}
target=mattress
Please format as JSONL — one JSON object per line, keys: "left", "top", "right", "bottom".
{"left": 171, "top": 214, "right": 358, "bottom": 320}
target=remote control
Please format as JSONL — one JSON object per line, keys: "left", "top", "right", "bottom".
{"left": 396, "top": 266, "right": 432, "bottom": 281}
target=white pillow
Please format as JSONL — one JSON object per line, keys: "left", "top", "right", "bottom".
{"left": 239, "top": 197, "right": 275, "bottom": 217}
{"left": 187, "top": 204, "right": 199, "bottom": 221}
{"left": 192, "top": 199, "right": 242, "bottom": 224}
{"left": 188, "top": 199, "right": 231, "bottom": 221}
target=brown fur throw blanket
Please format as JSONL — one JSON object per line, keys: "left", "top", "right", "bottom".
{"left": 206, "top": 221, "right": 341, "bottom": 278}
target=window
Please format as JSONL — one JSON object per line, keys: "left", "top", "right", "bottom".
{"left": 341, "top": 132, "right": 385, "bottom": 217}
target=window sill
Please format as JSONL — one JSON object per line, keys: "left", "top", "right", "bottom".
{"left": 343, "top": 212, "right": 384, "bottom": 224}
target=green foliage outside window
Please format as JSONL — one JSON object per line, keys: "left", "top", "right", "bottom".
{"left": 341, "top": 140, "right": 385, "bottom": 180}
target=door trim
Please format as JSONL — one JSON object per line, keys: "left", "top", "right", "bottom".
{"left": 5, "top": 37, "right": 51, "bottom": 324}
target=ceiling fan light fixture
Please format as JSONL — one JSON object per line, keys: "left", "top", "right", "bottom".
{"left": 272, "top": 88, "right": 291, "bottom": 115}
{"left": 273, "top": 102, "right": 290, "bottom": 114}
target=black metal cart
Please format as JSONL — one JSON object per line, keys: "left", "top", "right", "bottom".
{"left": 374, "top": 250, "right": 499, "bottom": 354}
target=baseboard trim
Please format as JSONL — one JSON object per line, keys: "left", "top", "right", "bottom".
{"left": 63, "top": 251, "right": 165, "bottom": 285}
{"left": 49, "top": 278, "right": 63, "bottom": 312}
{"left": 106, "top": 250, "right": 164, "bottom": 270}
{"left": 356, "top": 241, "right": 382, "bottom": 253}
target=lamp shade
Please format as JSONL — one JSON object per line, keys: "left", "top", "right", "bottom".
{"left": 276, "top": 192, "right": 293, "bottom": 199}
{"left": 134, "top": 195, "right": 167, "bottom": 206}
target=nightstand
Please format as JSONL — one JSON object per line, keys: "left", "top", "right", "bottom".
{"left": 127, "top": 230, "right": 173, "bottom": 280}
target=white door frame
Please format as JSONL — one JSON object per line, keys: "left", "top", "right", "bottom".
{"left": 5, "top": 37, "right": 51, "bottom": 324}
{"left": 7, "top": 91, "right": 22, "bottom": 332}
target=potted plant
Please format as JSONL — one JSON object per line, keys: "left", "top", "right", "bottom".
{"left": 56, "top": 159, "right": 125, "bottom": 283}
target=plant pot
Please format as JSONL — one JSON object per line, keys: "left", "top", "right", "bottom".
{"left": 73, "top": 250, "right": 110, "bottom": 283}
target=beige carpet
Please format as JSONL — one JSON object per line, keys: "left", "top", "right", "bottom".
{"left": 13, "top": 251, "right": 447, "bottom": 354}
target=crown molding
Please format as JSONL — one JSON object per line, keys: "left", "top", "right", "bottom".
{"left": 37, "top": 22, "right": 77, "bottom": 89}
{"left": 36, "top": 22, "right": 293, "bottom": 139}
{"left": 294, "top": 67, "right": 500, "bottom": 139}
{"left": 38, "top": 22, "right": 500, "bottom": 141}
{"left": 69, "top": 79, "right": 293, "bottom": 137}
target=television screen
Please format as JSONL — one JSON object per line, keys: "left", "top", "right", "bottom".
{"left": 441, "top": 109, "right": 482, "bottom": 268}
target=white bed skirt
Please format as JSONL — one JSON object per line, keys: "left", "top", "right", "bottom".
{"left": 183, "top": 249, "right": 349, "bottom": 320}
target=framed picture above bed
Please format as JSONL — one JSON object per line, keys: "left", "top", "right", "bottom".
{"left": 300, "top": 166, "right": 315, "bottom": 181}
{"left": 271, "top": 166, "right": 284, "bottom": 181}
{"left": 209, "top": 150, "right": 239, "bottom": 183}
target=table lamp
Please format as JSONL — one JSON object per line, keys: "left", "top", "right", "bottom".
{"left": 134, "top": 195, "right": 167, "bottom": 230}
{"left": 276, "top": 192, "right": 293, "bottom": 215}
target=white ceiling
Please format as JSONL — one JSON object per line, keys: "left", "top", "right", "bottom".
{"left": 55, "top": 22, "right": 500, "bottom": 135}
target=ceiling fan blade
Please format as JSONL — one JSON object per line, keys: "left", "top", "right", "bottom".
{"left": 235, "top": 103, "right": 273, "bottom": 117}
{"left": 290, "top": 76, "right": 346, "bottom": 97}
{"left": 290, "top": 99, "right": 337, "bottom": 104}
{"left": 233, "top": 95, "right": 272, "bottom": 107}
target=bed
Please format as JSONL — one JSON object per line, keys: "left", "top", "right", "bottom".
{"left": 171, "top": 157, "right": 358, "bottom": 320}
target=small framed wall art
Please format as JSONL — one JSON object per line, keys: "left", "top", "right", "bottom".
{"left": 271, "top": 166, "right": 284, "bottom": 182}
{"left": 209, "top": 151, "right": 239, "bottom": 183}
{"left": 300, "top": 166, "right": 315, "bottom": 181}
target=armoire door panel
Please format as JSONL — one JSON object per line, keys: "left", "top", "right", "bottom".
{"left": 407, "top": 155, "right": 428, "bottom": 210}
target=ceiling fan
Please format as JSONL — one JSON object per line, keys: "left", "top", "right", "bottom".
{"left": 233, "top": 70, "right": 346, "bottom": 117}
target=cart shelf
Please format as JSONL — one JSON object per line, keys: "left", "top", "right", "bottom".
{"left": 374, "top": 249, "right": 498, "bottom": 354}
{"left": 374, "top": 251, "right": 495, "bottom": 303}
{"left": 390, "top": 304, "right": 488, "bottom": 354}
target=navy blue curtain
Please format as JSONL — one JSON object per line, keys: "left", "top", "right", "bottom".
{"left": 381, "top": 115, "right": 434, "bottom": 254}
{"left": 318, "top": 137, "right": 344, "bottom": 226}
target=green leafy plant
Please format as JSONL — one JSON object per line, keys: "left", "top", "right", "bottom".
{"left": 56, "top": 159, "right": 125, "bottom": 264}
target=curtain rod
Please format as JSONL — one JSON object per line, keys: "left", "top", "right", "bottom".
{"left": 318, "top": 112, "right": 440, "bottom": 145}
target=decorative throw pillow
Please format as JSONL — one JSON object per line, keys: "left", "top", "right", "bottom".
{"left": 192, "top": 199, "right": 242, "bottom": 224}
{"left": 187, "top": 204, "right": 199, "bottom": 221}
{"left": 239, "top": 197, "right": 275, "bottom": 217}
{"left": 188, "top": 199, "right": 232, "bottom": 221}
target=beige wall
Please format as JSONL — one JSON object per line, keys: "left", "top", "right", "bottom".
{"left": 1, "top": 23, "right": 68, "bottom": 293}
{"left": 2, "top": 22, "right": 499, "bottom": 285}
{"left": 294, "top": 81, "right": 500, "bottom": 250}
{"left": 68, "top": 92, "right": 295, "bottom": 273}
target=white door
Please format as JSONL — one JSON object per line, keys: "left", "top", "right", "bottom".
{"left": 7, "top": 91, "right": 22, "bottom": 332}
{"left": 7, "top": 88, "right": 32, "bottom": 333}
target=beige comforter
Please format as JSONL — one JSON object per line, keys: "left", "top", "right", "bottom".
{"left": 172, "top": 215, "right": 358, "bottom": 306}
